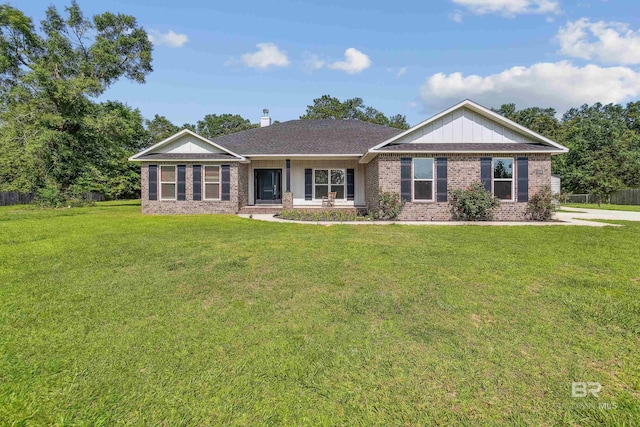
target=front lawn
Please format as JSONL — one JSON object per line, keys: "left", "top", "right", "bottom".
{"left": 563, "top": 203, "right": 640, "bottom": 212}
{"left": 1, "top": 201, "right": 638, "bottom": 425}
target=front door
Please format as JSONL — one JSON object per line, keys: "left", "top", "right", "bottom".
{"left": 255, "top": 169, "right": 282, "bottom": 204}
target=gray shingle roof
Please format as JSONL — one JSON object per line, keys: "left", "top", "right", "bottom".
{"left": 379, "top": 143, "right": 560, "bottom": 152}
{"left": 208, "top": 119, "right": 403, "bottom": 155}
{"left": 136, "top": 153, "right": 240, "bottom": 160}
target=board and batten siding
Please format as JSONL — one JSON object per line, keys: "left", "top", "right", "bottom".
{"left": 159, "top": 134, "right": 224, "bottom": 154}
{"left": 395, "top": 107, "right": 535, "bottom": 144}
{"left": 248, "top": 159, "right": 365, "bottom": 206}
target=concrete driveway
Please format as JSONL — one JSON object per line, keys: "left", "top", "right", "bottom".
{"left": 556, "top": 207, "right": 640, "bottom": 222}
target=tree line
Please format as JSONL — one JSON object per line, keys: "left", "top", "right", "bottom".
{"left": 493, "top": 103, "right": 640, "bottom": 200}
{"left": 0, "top": 2, "right": 638, "bottom": 203}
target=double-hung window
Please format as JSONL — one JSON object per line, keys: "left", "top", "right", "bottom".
{"left": 314, "top": 169, "right": 345, "bottom": 199}
{"left": 413, "top": 158, "right": 434, "bottom": 201}
{"left": 493, "top": 158, "right": 514, "bottom": 200}
{"left": 160, "top": 165, "right": 176, "bottom": 200}
{"left": 204, "top": 165, "right": 220, "bottom": 200}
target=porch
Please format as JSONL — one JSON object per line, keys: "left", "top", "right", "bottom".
{"left": 246, "top": 158, "right": 368, "bottom": 208}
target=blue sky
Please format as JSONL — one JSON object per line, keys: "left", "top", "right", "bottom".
{"left": 20, "top": 0, "right": 640, "bottom": 126}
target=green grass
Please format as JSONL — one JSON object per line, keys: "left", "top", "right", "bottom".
{"left": 563, "top": 203, "right": 640, "bottom": 212}
{"left": 1, "top": 201, "right": 639, "bottom": 425}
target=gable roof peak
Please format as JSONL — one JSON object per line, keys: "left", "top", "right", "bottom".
{"left": 129, "top": 128, "right": 246, "bottom": 161}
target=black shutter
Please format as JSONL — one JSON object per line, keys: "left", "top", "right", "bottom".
{"left": 347, "top": 168, "right": 355, "bottom": 201}
{"left": 305, "top": 169, "right": 312, "bottom": 200}
{"left": 148, "top": 165, "right": 158, "bottom": 201}
{"left": 286, "top": 159, "right": 291, "bottom": 192}
{"left": 400, "top": 158, "right": 412, "bottom": 201}
{"left": 517, "top": 157, "right": 529, "bottom": 202}
{"left": 192, "top": 165, "right": 202, "bottom": 201}
{"left": 481, "top": 157, "right": 492, "bottom": 192}
{"left": 436, "top": 157, "right": 448, "bottom": 202}
{"left": 177, "top": 165, "right": 186, "bottom": 201}
{"left": 221, "top": 165, "right": 231, "bottom": 201}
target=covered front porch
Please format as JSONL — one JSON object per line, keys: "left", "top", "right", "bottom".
{"left": 246, "top": 158, "right": 367, "bottom": 208}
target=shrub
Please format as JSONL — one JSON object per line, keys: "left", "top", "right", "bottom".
{"left": 526, "top": 186, "right": 556, "bottom": 221}
{"left": 34, "top": 185, "right": 96, "bottom": 208}
{"left": 279, "top": 209, "right": 360, "bottom": 222}
{"left": 372, "top": 188, "right": 405, "bottom": 220}
{"left": 449, "top": 182, "right": 499, "bottom": 221}
{"left": 34, "top": 185, "right": 65, "bottom": 208}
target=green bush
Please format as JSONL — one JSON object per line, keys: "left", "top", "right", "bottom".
{"left": 526, "top": 186, "right": 556, "bottom": 221}
{"left": 372, "top": 188, "right": 405, "bottom": 220}
{"left": 279, "top": 209, "right": 359, "bottom": 222}
{"left": 34, "top": 184, "right": 96, "bottom": 208}
{"left": 449, "top": 182, "right": 499, "bottom": 221}
{"left": 34, "top": 185, "right": 65, "bottom": 208}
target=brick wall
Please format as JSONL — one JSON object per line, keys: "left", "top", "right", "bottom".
{"left": 238, "top": 163, "right": 249, "bottom": 208}
{"left": 376, "top": 153, "right": 552, "bottom": 221}
{"left": 364, "top": 156, "right": 379, "bottom": 211}
{"left": 141, "top": 162, "right": 243, "bottom": 214}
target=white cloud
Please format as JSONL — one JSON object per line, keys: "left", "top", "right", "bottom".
{"left": 328, "top": 48, "right": 372, "bottom": 74}
{"left": 450, "top": 10, "right": 464, "bottom": 23}
{"left": 557, "top": 18, "right": 640, "bottom": 65}
{"left": 303, "top": 54, "right": 325, "bottom": 72}
{"left": 240, "top": 43, "right": 290, "bottom": 69}
{"left": 451, "top": 0, "right": 560, "bottom": 16}
{"left": 148, "top": 30, "right": 188, "bottom": 48}
{"left": 419, "top": 61, "right": 640, "bottom": 114}
{"left": 397, "top": 67, "right": 408, "bottom": 77}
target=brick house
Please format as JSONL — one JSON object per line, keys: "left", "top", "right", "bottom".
{"left": 130, "top": 100, "right": 568, "bottom": 220}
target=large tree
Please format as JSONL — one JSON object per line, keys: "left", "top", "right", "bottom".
{"left": 496, "top": 102, "right": 640, "bottom": 199}
{"left": 493, "top": 103, "right": 562, "bottom": 142}
{"left": 0, "top": 1, "right": 152, "bottom": 195}
{"left": 196, "top": 113, "right": 257, "bottom": 139}
{"left": 145, "top": 114, "right": 179, "bottom": 144}
{"left": 300, "top": 95, "right": 410, "bottom": 130}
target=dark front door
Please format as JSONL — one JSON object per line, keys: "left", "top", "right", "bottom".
{"left": 255, "top": 169, "right": 282, "bottom": 204}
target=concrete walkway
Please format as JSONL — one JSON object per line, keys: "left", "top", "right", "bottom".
{"left": 238, "top": 211, "right": 623, "bottom": 227}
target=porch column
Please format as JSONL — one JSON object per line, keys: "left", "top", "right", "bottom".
{"left": 285, "top": 159, "right": 291, "bottom": 192}
{"left": 283, "top": 159, "right": 293, "bottom": 209}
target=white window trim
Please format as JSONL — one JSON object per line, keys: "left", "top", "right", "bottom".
{"left": 412, "top": 158, "right": 435, "bottom": 202}
{"left": 492, "top": 157, "right": 515, "bottom": 202}
{"left": 203, "top": 165, "right": 221, "bottom": 201}
{"left": 160, "top": 165, "right": 177, "bottom": 201}
{"left": 313, "top": 168, "right": 346, "bottom": 200}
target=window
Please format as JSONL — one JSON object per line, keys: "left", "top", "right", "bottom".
{"left": 314, "top": 169, "right": 345, "bottom": 199}
{"left": 493, "top": 158, "right": 514, "bottom": 200}
{"left": 160, "top": 165, "right": 176, "bottom": 200}
{"left": 413, "top": 158, "right": 434, "bottom": 201}
{"left": 204, "top": 165, "right": 220, "bottom": 200}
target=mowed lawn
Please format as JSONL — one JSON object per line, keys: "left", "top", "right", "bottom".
{"left": 1, "top": 201, "right": 639, "bottom": 426}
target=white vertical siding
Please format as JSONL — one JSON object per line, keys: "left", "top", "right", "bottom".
{"left": 159, "top": 135, "right": 223, "bottom": 154}
{"left": 395, "top": 107, "right": 535, "bottom": 145}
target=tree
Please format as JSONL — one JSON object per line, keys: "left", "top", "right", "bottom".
{"left": 300, "top": 95, "right": 410, "bottom": 130}
{"left": 145, "top": 114, "right": 179, "bottom": 143}
{"left": 558, "top": 103, "right": 640, "bottom": 201}
{"left": 0, "top": 2, "right": 152, "bottom": 196}
{"left": 493, "top": 104, "right": 562, "bottom": 141}
{"left": 196, "top": 114, "right": 257, "bottom": 139}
